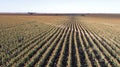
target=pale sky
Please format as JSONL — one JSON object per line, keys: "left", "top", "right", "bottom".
{"left": 0, "top": 0, "right": 120, "bottom": 13}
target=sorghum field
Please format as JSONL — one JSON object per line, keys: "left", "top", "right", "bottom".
{"left": 0, "top": 14, "right": 120, "bottom": 67}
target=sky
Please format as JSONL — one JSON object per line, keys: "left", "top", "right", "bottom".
{"left": 0, "top": 0, "right": 120, "bottom": 13}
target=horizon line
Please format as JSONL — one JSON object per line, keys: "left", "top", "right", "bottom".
{"left": 0, "top": 12, "right": 120, "bottom": 14}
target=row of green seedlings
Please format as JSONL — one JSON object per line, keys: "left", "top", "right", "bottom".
{"left": 92, "top": 23, "right": 120, "bottom": 49}
{"left": 68, "top": 21, "right": 78, "bottom": 67}
{"left": 80, "top": 21, "right": 120, "bottom": 52}
{"left": 46, "top": 25, "right": 69, "bottom": 67}
{"left": 101, "top": 38, "right": 120, "bottom": 54}
{"left": 75, "top": 21, "right": 90, "bottom": 67}
{"left": 34, "top": 27, "right": 65, "bottom": 67}
{"left": 73, "top": 21, "right": 81, "bottom": 67}
{"left": 37, "top": 26, "right": 68, "bottom": 67}
{"left": 0, "top": 25, "right": 54, "bottom": 65}
{"left": 2, "top": 26, "right": 58, "bottom": 67}
{"left": 88, "top": 29, "right": 120, "bottom": 55}
{"left": 67, "top": 20, "right": 77, "bottom": 67}
{"left": 41, "top": 22, "right": 69, "bottom": 66}
{"left": 0, "top": 21, "right": 34, "bottom": 47}
{"left": 23, "top": 28, "right": 62, "bottom": 67}
{"left": 79, "top": 23, "right": 110, "bottom": 67}
{"left": 81, "top": 22, "right": 120, "bottom": 51}
{"left": 21, "top": 22, "right": 69, "bottom": 67}
{"left": 9, "top": 24, "right": 54, "bottom": 56}
{"left": 115, "top": 39, "right": 120, "bottom": 45}
{"left": 0, "top": 23, "right": 34, "bottom": 55}
{"left": 93, "top": 33, "right": 120, "bottom": 62}
{"left": 78, "top": 23, "right": 98, "bottom": 67}
{"left": 57, "top": 24, "right": 71, "bottom": 67}
{"left": 80, "top": 22, "right": 115, "bottom": 67}
{"left": 67, "top": 22, "right": 75, "bottom": 67}
{"left": 79, "top": 23, "right": 120, "bottom": 67}
{"left": 75, "top": 17, "right": 101, "bottom": 67}
{"left": 77, "top": 24, "right": 92, "bottom": 67}
{"left": 75, "top": 20, "right": 100, "bottom": 67}
{"left": 72, "top": 18, "right": 95, "bottom": 67}
{"left": 83, "top": 22, "right": 113, "bottom": 67}
{"left": 8, "top": 27, "right": 61, "bottom": 67}
{"left": 80, "top": 22, "right": 120, "bottom": 67}
{"left": 0, "top": 25, "right": 54, "bottom": 66}
{"left": 10, "top": 25, "right": 53, "bottom": 57}
{"left": 97, "top": 34, "right": 120, "bottom": 53}
{"left": 80, "top": 22, "right": 99, "bottom": 67}
{"left": 20, "top": 22, "right": 69, "bottom": 67}
{"left": 0, "top": 21, "right": 42, "bottom": 51}
{"left": 81, "top": 23, "right": 120, "bottom": 62}
{"left": 84, "top": 24, "right": 112, "bottom": 66}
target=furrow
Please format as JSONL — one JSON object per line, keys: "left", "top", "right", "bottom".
{"left": 82, "top": 23, "right": 120, "bottom": 58}
{"left": 80, "top": 22, "right": 120, "bottom": 66}
{"left": 80, "top": 25, "right": 100, "bottom": 67}
{"left": 73, "top": 21, "right": 81, "bottom": 67}
{"left": 79, "top": 23, "right": 110, "bottom": 67}
{"left": 77, "top": 23, "right": 92, "bottom": 67}
{"left": 0, "top": 25, "right": 54, "bottom": 66}
{"left": 13, "top": 27, "right": 62, "bottom": 67}
{"left": 39, "top": 26, "right": 68, "bottom": 67}
{"left": 66, "top": 17, "right": 79, "bottom": 67}
{"left": 80, "top": 22, "right": 120, "bottom": 67}
{"left": 57, "top": 24, "right": 71, "bottom": 67}
{"left": 78, "top": 23, "right": 97, "bottom": 67}
{"left": 70, "top": 21, "right": 77, "bottom": 67}
{"left": 67, "top": 21, "right": 73, "bottom": 67}
{"left": 35, "top": 26, "right": 65, "bottom": 67}
{"left": 81, "top": 22, "right": 120, "bottom": 51}
{"left": 5, "top": 27, "right": 60, "bottom": 67}
{"left": 46, "top": 24, "right": 69, "bottom": 67}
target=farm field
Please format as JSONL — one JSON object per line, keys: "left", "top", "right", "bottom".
{"left": 0, "top": 14, "right": 120, "bottom": 67}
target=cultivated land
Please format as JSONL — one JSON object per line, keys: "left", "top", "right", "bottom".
{"left": 0, "top": 14, "right": 120, "bottom": 67}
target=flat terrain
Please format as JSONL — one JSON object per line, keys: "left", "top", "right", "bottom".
{"left": 0, "top": 14, "right": 120, "bottom": 67}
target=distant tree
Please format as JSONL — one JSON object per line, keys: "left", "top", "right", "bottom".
{"left": 28, "top": 12, "right": 34, "bottom": 15}
{"left": 81, "top": 14, "right": 85, "bottom": 16}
